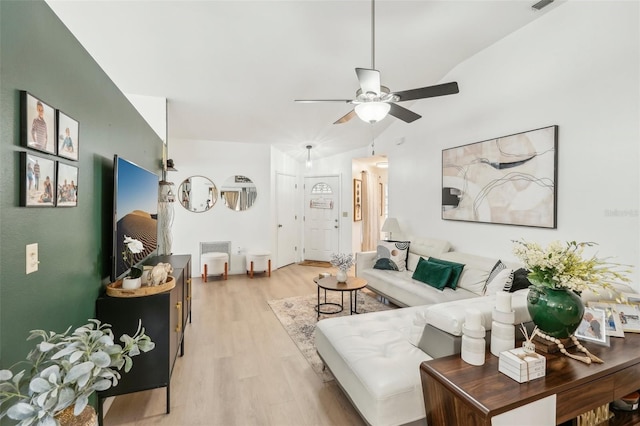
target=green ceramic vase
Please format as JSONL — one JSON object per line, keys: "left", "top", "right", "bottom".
{"left": 527, "top": 282, "right": 584, "bottom": 339}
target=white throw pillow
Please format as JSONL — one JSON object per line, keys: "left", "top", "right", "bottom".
{"left": 374, "top": 240, "right": 410, "bottom": 272}
{"left": 484, "top": 268, "right": 514, "bottom": 296}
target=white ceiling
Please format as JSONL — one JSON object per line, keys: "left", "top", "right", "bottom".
{"left": 45, "top": 0, "right": 559, "bottom": 161}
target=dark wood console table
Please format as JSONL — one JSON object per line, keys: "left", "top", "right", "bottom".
{"left": 420, "top": 333, "right": 640, "bottom": 425}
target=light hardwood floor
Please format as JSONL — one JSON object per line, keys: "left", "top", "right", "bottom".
{"left": 103, "top": 263, "right": 367, "bottom": 426}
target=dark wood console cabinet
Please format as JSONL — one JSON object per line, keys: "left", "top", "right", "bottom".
{"left": 95, "top": 254, "right": 192, "bottom": 425}
{"left": 420, "top": 333, "right": 640, "bottom": 425}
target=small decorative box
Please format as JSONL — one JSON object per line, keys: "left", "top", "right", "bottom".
{"left": 498, "top": 347, "right": 546, "bottom": 383}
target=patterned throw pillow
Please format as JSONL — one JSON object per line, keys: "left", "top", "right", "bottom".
{"left": 484, "top": 260, "right": 507, "bottom": 293}
{"left": 373, "top": 240, "right": 410, "bottom": 272}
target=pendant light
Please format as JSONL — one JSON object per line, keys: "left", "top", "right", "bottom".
{"left": 305, "top": 145, "right": 313, "bottom": 168}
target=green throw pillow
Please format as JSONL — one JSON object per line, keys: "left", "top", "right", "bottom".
{"left": 412, "top": 257, "right": 453, "bottom": 290}
{"left": 427, "top": 257, "right": 465, "bottom": 289}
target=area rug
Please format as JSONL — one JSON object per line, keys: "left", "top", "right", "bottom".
{"left": 268, "top": 292, "right": 394, "bottom": 381}
{"left": 297, "top": 260, "right": 332, "bottom": 267}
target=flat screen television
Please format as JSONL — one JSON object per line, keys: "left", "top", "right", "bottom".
{"left": 112, "top": 155, "right": 159, "bottom": 282}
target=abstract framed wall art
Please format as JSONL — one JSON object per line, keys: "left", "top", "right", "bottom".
{"left": 56, "top": 163, "right": 78, "bottom": 207}
{"left": 442, "top": 125, "right": 558, "bottom": 228}
{"left": 21, "top": 91, "right": 56, "bottom": 155}
{"left": 57, "top": 110, "right": 79, "bottom": 161}
{"left": 21, "top": 152, "right": 56, "bottom": 207}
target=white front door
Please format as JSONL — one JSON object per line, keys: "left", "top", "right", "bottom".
{"left": 304, "top": 176, "right": 340, "bottom": 261}
{"left": 276, "top": 173, "right": 298, "bottom": 268}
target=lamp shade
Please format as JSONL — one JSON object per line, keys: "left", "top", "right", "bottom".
{"left": 381, "top": 217, "right": 401, "bottom": 235}
{"left": 355, "top": 102, "right": 391, "bottom": 123}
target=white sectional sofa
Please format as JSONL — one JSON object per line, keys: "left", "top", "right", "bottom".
{"left": 316, "top": 237, "right": 634, "bottom": 426}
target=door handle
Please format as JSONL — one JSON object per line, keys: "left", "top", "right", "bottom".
{"left": 335, "top": 225, "right": 339, "bottom": 229}
{"left": 278, "top": 224, "right": 283, "bottom": 228}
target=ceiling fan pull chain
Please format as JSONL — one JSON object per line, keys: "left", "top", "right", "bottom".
{"left": 371, "top": 125, "right": 375, "bottom": 155}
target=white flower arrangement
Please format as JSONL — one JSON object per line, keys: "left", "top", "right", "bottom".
{"left": 122, "top": 235, "right": 144, "bottom": 278}
{"left": 0, "top": 319, "right": 154, "bottom": 425}
{"left": 512, "top": 239, "right": 631, "bottom": 295}
{"left": 330, "top": 253, "right": 355, "bottom": 272}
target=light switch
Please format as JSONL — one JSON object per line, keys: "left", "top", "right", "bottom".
{"left": 26, "top": 243, "right": 38, "bottom": 274}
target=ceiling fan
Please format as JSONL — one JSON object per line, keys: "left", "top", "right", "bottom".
{"left": 295, "top": 0, "right": 459, "bottom": 125}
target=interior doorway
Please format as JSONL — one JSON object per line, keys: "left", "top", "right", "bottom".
{"left": 352, "top": 156, "right": 388, "bottom": 253}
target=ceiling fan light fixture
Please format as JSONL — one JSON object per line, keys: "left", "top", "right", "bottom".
{"left": 355, "top": 102, "right": 390, "bottom": 123}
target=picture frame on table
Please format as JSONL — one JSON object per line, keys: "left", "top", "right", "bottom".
{"left": 574, "top": 306, "right": 608, "bottom": 345}
{"left": 353, "top": 178, "right": 362, "bottom": 222}
{"left": 21, "top": 91, "right": 56, "bottom": 155}
{"left": 56, "top": 110, "right": 79, "bottom": 161}
{"left": 587, "top": 301, "right": 625, "bottom": 338}
{"left": 56, "top": 163, "right": 78, "bottom": 207}
{"left": 21, "top": 152, "right": 56, "bottom": 207}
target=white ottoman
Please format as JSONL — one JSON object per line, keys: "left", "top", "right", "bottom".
{"left": 245, "top": 251, "right": 271, "bottom": 278}
{"left": 201, "top": 252, "right": 228, "bottom": 281}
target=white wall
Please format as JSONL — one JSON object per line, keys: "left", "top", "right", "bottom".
{"left": 376, "top": 1, "right": 640, "bottom": 287}
{"left": 125, "top": 94, "right": 167, "bottom": 142}
{"left": 170, "top": 139, "right": 272, "bottom": 275}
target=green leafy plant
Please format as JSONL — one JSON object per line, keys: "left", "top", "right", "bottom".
{"left": 122, "top": 235, "right": 144, "bottom": 279}
{"left": 512, "top": 239, "right": 631, "bottom": 295}
{"left": 0, "top": 319, "right": 154, "bottom": 425}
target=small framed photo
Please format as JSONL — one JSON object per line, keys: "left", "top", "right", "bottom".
{"left": 21, "top": 152, "right": 56, "bottom": 207}
{"left": 21, "top": 91, "right": 56, "bottom": 155}
{"left": 57, "top": 110, "right": 79, "bottom": 161}
{"left": 587, "top": 301, "right": 625, "bottom": 337}
{"left": 575, "top": 307, "right": 608, "bottom": 344}
{"left": 609, "top": 302, "right": 640, "bottom": 333}
{"left": 56, "top": 163, "right": 78, "bottom": 207}
{"left": 353, "top": 178, "right": 362, "bottom": 222}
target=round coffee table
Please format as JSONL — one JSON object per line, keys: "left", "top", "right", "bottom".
{"left": 313, "top": 275, "right": 368, "bottom": 319}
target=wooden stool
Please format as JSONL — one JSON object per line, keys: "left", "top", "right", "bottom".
{"left": 201, "top": 252, "right": 228, "bottom": 281}
{"left": 245, "top": 251, "right": 271, "bottom": 278}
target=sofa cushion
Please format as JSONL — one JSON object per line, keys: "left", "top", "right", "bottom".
{"left": 427, "top": 257, "right": 464, "bottom": 289}
{"left": 485, "top": 260, "right": 507, "bottom": 290}
{"left": 315, "top": 306, "right": 434, "bottom": 426}
{"left": 438, "top": 251, "right": 499, "bottom": 295}
{"left": 373, "top": 257, "right": 399, "bottom": 271}
{"left": 374, "top": 240, "right": 410, "bottom": 272}
{"left": 507, "top": 268, "right": 532, "bottom": 292}
{"left": 485, "top": 268, "right": 515, "bottom": 295}
{"left": 412, "top": 258, "right": 452, "bottom": 290}
{"left": 361, "top": 268, "right": 479, "bottom": 307}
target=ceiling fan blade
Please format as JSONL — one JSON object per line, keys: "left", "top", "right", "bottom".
{"left": 294, "top": 99, "right": 352, "bottom": 103}
{"left": 355, "top": 68, "right": 381, "bottom": 96}
{"left": 393, "top": 82, "right": 459, "bottom": 102}
{"left": 388, "top": 103, "right": 421, "bottom": 123}
{"left": 333, "top": 110, "right": 357, "bottom": 124}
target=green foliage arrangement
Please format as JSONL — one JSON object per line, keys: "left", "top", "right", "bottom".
{"left": 0, "top": 319, "right": 154, "bottom": 425}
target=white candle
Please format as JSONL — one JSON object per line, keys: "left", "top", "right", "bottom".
{"left": 496, "top": 292, "right": 512, "bottom": 313}
{"left": 465, "top": 309, "right": 482, "bottom": 331}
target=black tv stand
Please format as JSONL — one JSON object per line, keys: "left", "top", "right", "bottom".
{"left": 95, "top": 254, "right": 192, "bottom": 425}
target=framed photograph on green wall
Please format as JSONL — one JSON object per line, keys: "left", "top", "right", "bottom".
{"left": 56, "top": 163, "right": 78, "bottom": 207}
{"left": 57, "top": 110, "right": 79, "bottom": 161}
{"left": 21, "top": 152, "right": 56, "bottom": 207}
{"left": 21, "top": 91, "right": 56, "bottom": 155}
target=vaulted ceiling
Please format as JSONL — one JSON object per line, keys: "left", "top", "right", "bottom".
{"left": 46, "top": 0, "right": 560, "bottom": 161}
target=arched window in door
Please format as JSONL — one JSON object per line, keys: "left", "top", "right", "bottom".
{"left": 311, "top": 182, "right": 333, "bottom": 194}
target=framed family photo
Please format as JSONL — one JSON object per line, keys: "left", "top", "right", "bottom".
{"left": 57, "top": 110, "right": 79, "bottom": 161}
{"left": 21, "top": 91, "right": 56, "bottom": 155}
{"left": 574, "top": 307, "right": 608, "bottom": 345}
{"left": 56, "top": 163, "right": 78, "bottom": 207}
{"left": 587, "top": 301, "right": 625, "bottom": 338}
{"left": 21, "top": 152, "right": 56, "bottom": 207}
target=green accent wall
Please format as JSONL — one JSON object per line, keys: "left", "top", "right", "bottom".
{"left": 0, "top": 0, "right": 162, "bottom": 375}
